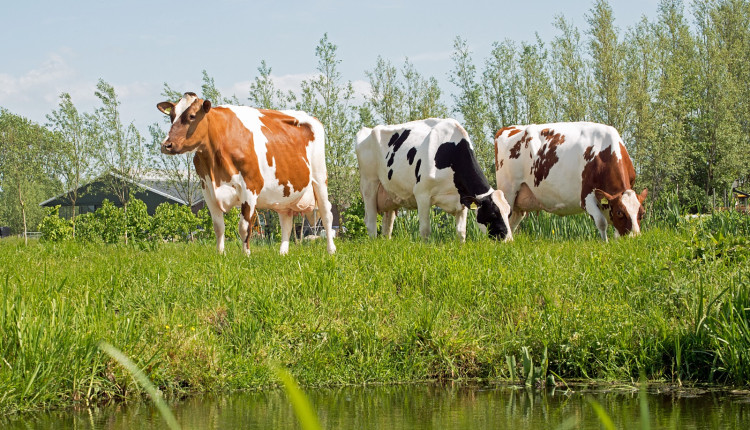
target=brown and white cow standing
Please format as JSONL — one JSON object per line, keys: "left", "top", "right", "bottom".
{"left": 157, "top": 92, "right": 336, "bottom": 255}
{"left": 494, "top": 122, "right": 647, "bottom": 240}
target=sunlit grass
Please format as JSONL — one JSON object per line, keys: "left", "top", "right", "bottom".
{"left": 0, "top": 209, "right": 747, "bottom": 415}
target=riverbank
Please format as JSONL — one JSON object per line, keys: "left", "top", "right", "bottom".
{"left": 0, "top": 224, "right": 748, "bottom": 414}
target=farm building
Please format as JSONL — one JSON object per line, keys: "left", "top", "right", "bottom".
{"left": 40, "top": 171, "right": 204, "bottom": 218}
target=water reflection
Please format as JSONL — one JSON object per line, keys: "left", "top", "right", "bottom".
{"left": 5, "top": 383, "right": 750, "bottom": 429}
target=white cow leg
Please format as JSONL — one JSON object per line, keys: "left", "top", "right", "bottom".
{"left": 584, "top": 194, "right": 609, "bottom": 241}
{"left": 204, "top": 199, "right": 226, "bottom": 254}
{"left": 382, "top": 210, "right": 396, "bottom": 238}
{"left": 416, "top": 196, "right": 432, "bottom": 241}
{"left": 455, "top": 206, "right": 468, "bottom": 243}
{"left": 360, "top": 180, "right": 379, "bottom": 238}
{"left": 311, "top": 180, "right": 337, "bottom": 255}
{"left": 278, "top": 210, "right": 294, "bottom": 255}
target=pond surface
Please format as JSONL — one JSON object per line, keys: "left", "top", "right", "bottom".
{"left": 5, "top": 383, "right": 750, "bottom": 429}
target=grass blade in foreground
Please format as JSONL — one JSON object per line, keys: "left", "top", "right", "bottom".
{"left": 275, "top": 366, "right": 322, "bottom": 430}
{"left": 99, "top": 341, "right": 181, "bottom": 430}
{"left": 588, "top": 399, "right": 616, "bottom": 430}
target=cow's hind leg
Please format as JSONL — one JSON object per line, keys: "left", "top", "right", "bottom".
{"left": 311, "top": 179, "right": 336, "bottom": 255}
{"left": 584, "top": 193, "right": 609, "bottom": 241}
{"left": 416, "top": 194, "right": 432, "bottom": 240}
{"left": 360, "top": 179, "right": 380, "bottom": 238}
{"left": 239, "top": 202, "right": 255, "bottom": 256}
{"left": 382, "top": 210, "right": 396, "bottom": 238}
{"left": 277, "top": 209, "right": 294, "bottom": 255}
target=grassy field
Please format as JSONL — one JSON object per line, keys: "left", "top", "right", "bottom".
{"left": 0, "top": 211, "right": 748, "bottom": 415}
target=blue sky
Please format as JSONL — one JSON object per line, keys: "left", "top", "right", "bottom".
{"left": 1, "top": 0, "right": 661, "bottom": 134}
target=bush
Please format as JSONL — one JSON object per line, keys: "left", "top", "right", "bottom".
{"left": 96, "top": 199, "right": 126, "bottom": 244}
{"left": 152, "top": 203, "right": 199, "bottom": 241}
{"left": 127, "top": 198, "right": 152, "bottom": 241}
{"left": 39, "top": 206, "right": 72, "bottom": 242}
{"left": 74, "top": 212, "right": 104, "bottom": 243}
{"left": 341, "top": 197, "right": 369, "bottom": 240}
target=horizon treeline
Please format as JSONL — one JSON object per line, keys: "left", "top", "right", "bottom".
{"left": 1, "top": 0, "right": 748, "bottom": 236}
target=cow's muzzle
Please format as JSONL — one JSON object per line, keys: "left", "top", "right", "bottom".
{"left": 161, "top": 141, "right": 175, "bottom": 154}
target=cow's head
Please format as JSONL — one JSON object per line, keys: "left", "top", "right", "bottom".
{"left": 595, "top": 188, "right": 648, "bottom": 236}
{"left": 464, "top": 190, "right": 513, "bottom": 241}
{"left": 156, "top": 92, "right": 212, "bottom": 155}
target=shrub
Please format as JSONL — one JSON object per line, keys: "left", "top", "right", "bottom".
{"left": 126, "top": 198, "right": 152, "bottom": 241}
{"left": 74, "top": 212, "right": 104, "bottom": 243}
{"left": 152, "top": 203, "right": 199, "bottom": 241}
{"left": 96, "top": 199, "right": 126, "bottom": 244}
{"left": 38, "top": 206, "right": 72, "bottom": 242}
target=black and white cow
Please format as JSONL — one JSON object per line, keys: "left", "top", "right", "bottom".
{"left": 355, "top": 118, "right": 512, "bottom": 241}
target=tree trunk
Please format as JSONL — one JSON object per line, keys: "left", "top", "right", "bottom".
{"left": 18, "top": 182, "right": 27, "bottom": 246}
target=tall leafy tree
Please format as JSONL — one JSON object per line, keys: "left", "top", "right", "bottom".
{"left": 0, "top": 109, "right": 57, "bottom": 242}
{"left": 450, "top": 36, "right": 493, "bottom": 178}
{"left": 92, "top": 79, "right": 146, "bottom": 243}
{"left": 366, "top": 56, "right": 404, "bottom": 124}
{"left": 587, "top": 0, "right": 627, "bottom": 131}
{"left": 296, "top": 34, "right": 361, "bottom": 221}
{"left": 248, "top": 60, "right": 291, "bottom": 110}
{"left": 518, "top": 35, "right": 553, "bottom": 124}
{"left": 550, "top": 15, "right": 590, "bottom": 122}
{"left": 402, "top": 59, "right": 449, "bottom": 121}
{"left": 45, "top": 93, "right": 100, "bottom": 237}
{"left": 483, "top": 39, "right": 522, "bottom": 132}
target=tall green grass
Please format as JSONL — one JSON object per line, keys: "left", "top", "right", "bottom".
{"left": 0, "top": 208, "right": 747, "bottom": 415}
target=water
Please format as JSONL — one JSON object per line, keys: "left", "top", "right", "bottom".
{"left": 5, "top": 383, "right": 750, "bottom": 429}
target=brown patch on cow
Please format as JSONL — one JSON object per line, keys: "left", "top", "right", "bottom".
{"left": 259, "top": 109, "right": 313, "bottom": 197}
{"left": 531, "top": 129, "right": 565, "bottom": 187}
{"left": 495, "top": 126, "right": 519, "bottom": 140}
{"left": 620, "top": 142, "right": 636, "bottom": 188}
{"left": 509, "top": 140, "right": 522, "bottom": 159}
{"left": 494, "top": 139, "right": 499, "bottom": 170}
{"left": 205, "top": 107, "right": 264, "bottom": 195}
{"left": 500, "top": 159, "right": 504, "bottom": 168}
{"left": 583, "top": 145, "right": 596, "bottom": 162}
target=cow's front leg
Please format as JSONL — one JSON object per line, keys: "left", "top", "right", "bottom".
{"left": 584, "top": 193, "right": 609, "bottom": 241}
{"left": 278, "top": 209, "right": 294, "bottom": 255}
{"left": 454, "top": 206, "right": 468, "bottom": 243}
{"left": 239, "top": 202, "right": 256, "bottom": 256}
{"left": 204, "top": 199, "right": 226, "bottom": 254}
{"left": 416, "top": 195, "right": 432, "bottom": 241}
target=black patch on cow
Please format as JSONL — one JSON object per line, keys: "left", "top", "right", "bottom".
{"left": 415, "top": 159, "right": 422, "bottom": 183}
{"left": 388, "top": 169, "right": 393, "bottom": 180}
{"left": 434, "top": 139, "right": 492, "bottom": 199}
{"left": 386, "top": 130, "right": 411, "bottom": 168}
{"left": 435, "top": 139, "right": 508, "bottom": 239}
{"left": 407, "top": 147, "right": 417, "bottom": 165}
{"left": 476, "top": 197, "right": 509, "bottom": 240}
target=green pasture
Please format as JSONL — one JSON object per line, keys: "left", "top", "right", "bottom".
{"left": 0, "top": 210, "right": 748, "bottom": 415}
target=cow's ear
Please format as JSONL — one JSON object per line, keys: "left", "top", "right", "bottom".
{"left": 638, "top": 188, "right": 648, "bottom": 204}
{"left": 202, "top": 100, "right": 212, "bottom": 113}
{"left": 594, "top": 189, "right": 614, "bottom": 206}
{"left": 157, "top": 101, "right": 174, "bottom": 115}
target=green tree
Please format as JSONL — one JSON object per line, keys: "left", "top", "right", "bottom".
{"left": 587, "top": 0, "right": 627, "bottom": 131}
{"left": 483, "top": 39, "right": 522, "bottom": 132}
{"left": 248, "top": 60, "right": 291, "bottom": 110}
{"left": 0, "top": 109, "right": 57, "bottom": 242}
{"left": 550, "top": 15, "right": 590, "bottom": 122}
{"left": 296, "top": 33, "right": 361, "bottom": 221}
{"left": 518, "top": 35, "right": 553, "bottom": 124}
{"left": 402, "top": 59, "right": 449, "bottom": 121}
{"left": 45, "top": 93, "right": 100, "bottom": 238}
{"left": 92, "top": 79, "right": 146, "bottom": 243}
{"left": 450, "top": 36, "right": 493, "bottom": 178}
{"left": 365, "top": 56, "right": 404, "bottom": 124}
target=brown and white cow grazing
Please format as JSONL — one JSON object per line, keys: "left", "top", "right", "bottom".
{"left": 494, "top": 122, "right": 647, "bottom": 240}
{"left": 157, "top": 92, "right": 336, "bottom": 255}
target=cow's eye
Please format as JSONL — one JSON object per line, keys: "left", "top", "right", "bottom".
{"left": 616, "top": 210, "right": 624, "bottom": 217}
{"left": 189, "top": 114, "right": 197, "bottom": 120}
